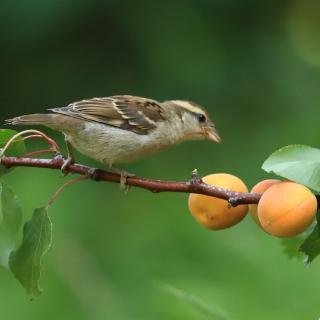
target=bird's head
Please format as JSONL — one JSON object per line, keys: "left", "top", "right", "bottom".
{"left": 163, "top": 100, "right": 221, "bottom": 143}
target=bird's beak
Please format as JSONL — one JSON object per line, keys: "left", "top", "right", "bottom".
{"left": 203, "top": 127, "right": 221, "bottom": 143}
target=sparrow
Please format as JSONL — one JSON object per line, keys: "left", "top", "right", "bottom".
{"left": 6, "top": 95, "right": 221, "bottom": 173}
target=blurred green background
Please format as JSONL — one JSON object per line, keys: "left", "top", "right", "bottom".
{"left": 1, "top": 1, "right": 320, "bottom": 319}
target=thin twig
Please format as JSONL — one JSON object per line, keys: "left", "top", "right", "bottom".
{"left": 47, "top": 175, "right": 89, "bottom": 208}
{"left": 24, "top": 148, "right": 57, "bottom": 158}
{"left": 0, "top": 130, "right": 60, "bottom": 156}
{"left": 22, "top": 134, "right": 43, "bottom": 141}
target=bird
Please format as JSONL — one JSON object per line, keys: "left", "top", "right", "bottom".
{"left": 6, "top": 95, "right": 221, "bottom": 176}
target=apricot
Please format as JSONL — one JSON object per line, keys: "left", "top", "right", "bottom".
{"left": 188, "top": 173, "right": 248, "bottom": 230}
{"left": 258, "top": 181, "right": 317, "bottom": 237}
{"left": 249, "top": 179, "right": 281, "bottom": 227}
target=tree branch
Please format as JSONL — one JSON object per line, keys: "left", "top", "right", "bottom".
{"left": 0, "top": 156, "right": 262, "bottom": 206}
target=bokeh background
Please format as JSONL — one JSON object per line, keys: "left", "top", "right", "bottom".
{"left": 1, "top": 1, "right": 320, "bottom": 319}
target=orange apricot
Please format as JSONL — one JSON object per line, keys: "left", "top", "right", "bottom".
{"left": 258, "top": 181, "right": 317, "bottom": 237}
{"left": 188, "top": 173, "right": 248, "bottom": 230}
{"left": 249, "top": 179, "right": 281, "bottom": 227}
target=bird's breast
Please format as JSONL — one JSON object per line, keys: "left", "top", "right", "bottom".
{"left": 64, "top": 122, "right": 177, "bottom": 165}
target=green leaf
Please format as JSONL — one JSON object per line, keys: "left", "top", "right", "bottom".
{"left": 9, "top": 207, "right": 52, "bottom": 299}
{"left": 0, "top": 129, "right": 26, "bottom": 176}
{"left": 262, "top": 145, "right": 320, "bottom": 192}
{"left": 281, "top": 238, "right": 304, "bottom": 260}
{"left": 299, "top": 222, "right": 320, "bottom": 264}
{"left": 0, "top": 181, "right": 23, "bottom": 268}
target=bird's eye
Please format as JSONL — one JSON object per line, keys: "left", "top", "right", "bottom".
{"left": 196, "top": 113, "right": 206, "bottom": 123}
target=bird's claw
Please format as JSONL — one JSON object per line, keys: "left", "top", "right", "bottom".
{"left": 119, "top": 171, "right": 135, "bottom": 191}
{"left": 61, "top": 156, "right": 74, "bottom": 176}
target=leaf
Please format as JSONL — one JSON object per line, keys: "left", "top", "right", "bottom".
{"left": 0, "top": 181, "right": 23, "bottom": 268}
{"left": 0, "top": 129, "right": 26, "bottom": 176}
{"left": 262, "top": 145, "right": 320, "bottom": 192}
{"left": 9, "top": 207, "right": 52, "bottom": 299}
{"left": 299, "top": 222, "right": 320, "bottom": 264}
{"left": 281, "top": 238, "right": 304, "bottom": 260}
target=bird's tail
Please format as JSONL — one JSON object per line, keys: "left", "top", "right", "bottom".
{"left": 5, "top": 113, "right": 56, "bottom": 126}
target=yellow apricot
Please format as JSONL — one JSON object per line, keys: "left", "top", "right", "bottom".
{"left": 258, "top": 181, "right": 317, "bottom": 237}
{"left": 249, "top": 179, "right": 281, "bottom": 227}
{"left": 188, "top": 173, "right": 248, "bottom": 230}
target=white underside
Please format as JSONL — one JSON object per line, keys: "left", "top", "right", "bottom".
{"left": 65, "top": 121, "right": 191, "bottom": 165}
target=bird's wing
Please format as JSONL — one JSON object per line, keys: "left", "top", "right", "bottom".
{"left": 50, "top": 95, "right": 166, "bottom": 135}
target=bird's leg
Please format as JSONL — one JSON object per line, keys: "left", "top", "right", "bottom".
{"left": 61, "top": 137, "right": 75, "bottom": 175}
{"left": 108, "top": 164, "right": 135, "bottom": 190}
